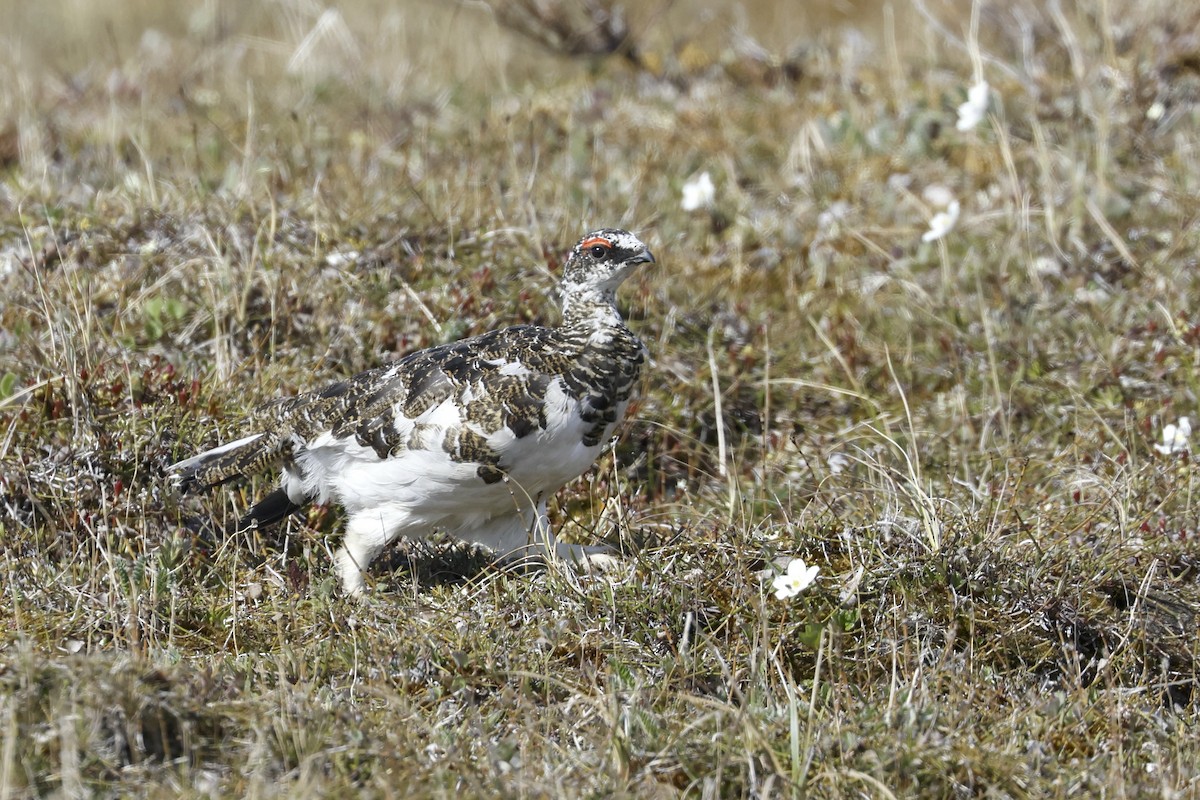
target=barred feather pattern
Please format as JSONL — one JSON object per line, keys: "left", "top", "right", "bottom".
{"left": 178, "top": 317, "right": 643, "bottom": 490}
{"left": 169, "top": 228, "right": 654, "bottom": 597}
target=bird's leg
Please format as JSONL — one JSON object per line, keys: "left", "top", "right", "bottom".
{"left": 527, "top": 499, "right": 611, "bottom": 563}
{"left": 476, "top": 499, "right": 619, "bottom": 572}
{"left": 336, "top": 509, "right": 406, "bottom": 598}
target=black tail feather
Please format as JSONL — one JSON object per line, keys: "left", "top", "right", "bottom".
{"left": 229, "top": 488, "right": 305, "bottom": 534}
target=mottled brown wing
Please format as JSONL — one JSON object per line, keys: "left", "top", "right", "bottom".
{"left": 261, "top": 325, "right": 572, "bottom": 457}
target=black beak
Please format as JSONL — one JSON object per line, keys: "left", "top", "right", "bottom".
{"left": 629, "top": 248, "right": 655, "bottom": 265}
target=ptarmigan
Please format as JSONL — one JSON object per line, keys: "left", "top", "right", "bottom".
{"left": 170, "top": 228, "right": 654, "bottom": 597}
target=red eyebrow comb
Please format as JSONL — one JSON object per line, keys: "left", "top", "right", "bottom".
{"left": 580, "top": 236, "right": 612, "bottom": 249}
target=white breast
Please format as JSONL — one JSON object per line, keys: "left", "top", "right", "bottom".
{"left": 491, "top": 378, "right": 624, "bottom": 495}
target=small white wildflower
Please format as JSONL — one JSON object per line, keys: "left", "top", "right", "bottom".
{"left": 1146, "top": 101, "right": 1165, "bottom": 121}
{"left": 1032, "top": 256, "right": 1062, "bottom": 277}
{"left": 772, "top": 558, "right": 819, "bottom": 600}
{"left": 956, "top": 80, "right": 990, "bottom": 132}
{"left": 816, "top": 201, "right": 851, "bottom": 235}
{"left": 1154, "top": 417, "right": 1191, "bottom": 455}
{"left": 681, "top": 171, "right": 715, "bottom": 211}
{"left": 325, "top": 250, "right": 360, "bottom": 268}
{"left": 922, "top": 200, "right": 960, "bottom": 243}
{"left": 1074, "top": 284, "right": 1110, "bottom": 304}
{"left": 922, "top": 184, "right": 956, "bottom": 208}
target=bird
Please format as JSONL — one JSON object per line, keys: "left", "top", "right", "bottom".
{"left": 169, "top": 228, "right": 654, "bottom": 598}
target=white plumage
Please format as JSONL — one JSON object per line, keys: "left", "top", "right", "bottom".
{"left": 170, "top": 228, "right": 654, "bottom": 597}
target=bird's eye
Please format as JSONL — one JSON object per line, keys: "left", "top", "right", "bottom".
{"left": 589, "top": 244, "right": 609, "bottom": 259}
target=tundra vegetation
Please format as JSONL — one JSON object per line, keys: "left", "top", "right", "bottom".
{"left": 1, "top": 0, "right": 1198, "bottom": 796}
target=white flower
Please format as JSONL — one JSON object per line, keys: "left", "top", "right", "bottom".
{"left": 826, "top": 452, "right": 850, "bottom": 475}
{"left": 772, "top": 558, "right": 819, "bottom": 600}
{"left": 1154, "top": 417, "right": 1191, "bottom": 455}
{"left": 325, "top": 249, "right": 359, "bottom": 268}
{"left": 922, "top": 200, "right": 960, "bottom": 242}
{"left": 816, "top": 201, "right": 851, "bottom": 235}
{"left": 1032, "top": 256, "right": 1062, "bottom": 278}
{"left": 681, "top": 171, "right": 715, "bottom": 211}
{"left": 1073, "top": 284, "right": 1110, "bottom": 304}
{"left": 956, "top": 80, "right": 990, "bottom": 131}
{"left": 922, "top": 184, "right": 955, "bottom": 207}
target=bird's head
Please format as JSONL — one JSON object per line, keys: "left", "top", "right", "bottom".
{"left": 560, "top": 229, "right": 655, "bottom": 299}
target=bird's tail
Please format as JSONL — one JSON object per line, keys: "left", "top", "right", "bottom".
{"left": 168, "top": 432, "right": 279, "bottom": 494}
{"left": 235, "top": 487, "right": 305, "bottom": 531}
{"left": 170, "top": 432, "right": 308, "bottom": 538}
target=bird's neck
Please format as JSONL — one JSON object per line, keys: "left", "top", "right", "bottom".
{"left": 561, "top": 288, "right": 624, "bottom": 331}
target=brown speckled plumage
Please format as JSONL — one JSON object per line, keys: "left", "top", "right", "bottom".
{"left": 169, "top": 228, "right": 655, "bottom": 596}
